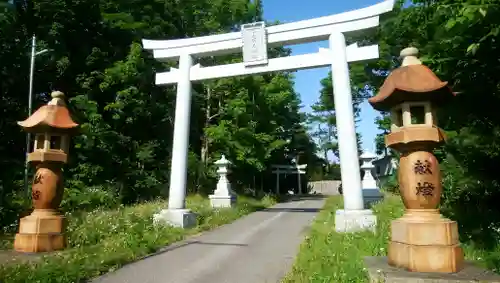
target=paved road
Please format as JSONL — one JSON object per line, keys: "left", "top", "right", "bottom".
{"left": 92, "top": 196, "right": 325, "bottom": 283}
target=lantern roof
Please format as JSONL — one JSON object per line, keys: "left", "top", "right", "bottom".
{"left": 215, "top": 155, "right": 231, "bottom": 166}
{"left": 368, "top": 47, "right": 455, "bottom": 111}
{"left": 360, "top": 150, "right": 377, "bottom": 160}
{"left": 18, "top": 91, "right": 79, "bottom": 133}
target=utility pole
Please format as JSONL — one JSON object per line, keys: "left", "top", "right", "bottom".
{"left": 24, "top": 34, "right": 50, "bottom": 196}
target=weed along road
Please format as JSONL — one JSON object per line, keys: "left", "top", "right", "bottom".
{"left": 92, "top": 196, "right": 325, "bottom": 283}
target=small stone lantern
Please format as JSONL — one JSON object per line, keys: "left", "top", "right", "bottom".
{"left": 368, "top": 47, "right": 463, "bottom": 273}
{"left": 360, "top": 150, "right": 383, "bottom": 207}
{"left": 209, "top": 155, "right": 236, "bottom": 208}
{"left": 14, "top": 91, "right": 79, "bottom": 253}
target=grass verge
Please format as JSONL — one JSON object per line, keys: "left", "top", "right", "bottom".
{"left": 0, "top": 194, "right": 275, "bottom": 283}
{"left": 283, "top": 194, "right": 494, "bottom": 283}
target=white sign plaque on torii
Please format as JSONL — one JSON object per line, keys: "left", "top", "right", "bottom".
{"left": 143, "top": 0, "right": 395, "bottom": 232}
{"left": 241, "top": 21, "right": 268, "bottom": 66}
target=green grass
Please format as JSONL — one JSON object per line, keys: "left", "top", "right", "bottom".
{"left": 0, "top": 194, "right": 275, "bottom": 283}
{"left": 283, "top": 194, "right": 495, "bottom": 283}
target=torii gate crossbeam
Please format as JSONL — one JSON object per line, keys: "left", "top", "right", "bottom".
{"left": 143, "top": 0, "right": 395, "bottom": 232}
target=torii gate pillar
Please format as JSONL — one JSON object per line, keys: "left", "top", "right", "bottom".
{"left": 330, "top": 32, "right": 377, "bottom": 232}
{"left": 152, "top": 53, "right": 197, "bottom": 228}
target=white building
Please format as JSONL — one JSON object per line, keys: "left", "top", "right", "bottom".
{"left": 373, "top": 154, "right": 398, "bottom": 184}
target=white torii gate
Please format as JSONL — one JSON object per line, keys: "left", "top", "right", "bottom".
{"left": 272, "top": 164, "right": 308, "bottom": 195}
{"left": 143, "top": 0, "right": 395, "bottom": 231}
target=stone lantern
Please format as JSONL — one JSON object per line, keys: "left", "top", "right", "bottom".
{"left": 209, "top": 155, "right": 236, "bottom": 208}
{"left": 368, "top": 47, "right": 463, "bottom": 273}
{"left": 14, "top": 91, "right": 79, "bottom": 253}
{"left": 360, "top": 150, "right": 382, "bottom": 207}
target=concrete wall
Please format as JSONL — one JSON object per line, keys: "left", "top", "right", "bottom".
{"left": 308, "top": 180, "right": 341, "bottom": 195}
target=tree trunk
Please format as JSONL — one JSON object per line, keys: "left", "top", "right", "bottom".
{"left": 319, "top": 124, "right": 329, "bottom": 173}
{"left": 201, "top": 85, "right": 212, "bottom": 166}
{"left": 327, "top": 123, "right": 333, "bottom": 165}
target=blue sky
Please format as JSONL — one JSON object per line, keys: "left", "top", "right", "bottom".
{"left": 262, "top": 0, "right": 383, "bottom": 158}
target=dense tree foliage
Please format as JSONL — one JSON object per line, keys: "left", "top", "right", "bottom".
{"left": 0, "top": 0, "right": 320, "bottom": 230}
{"left": 308, "top": 57, "right": 370, "bottom": 179}
{"left": 308, "top": 73, "right": 364, "bottom": 150}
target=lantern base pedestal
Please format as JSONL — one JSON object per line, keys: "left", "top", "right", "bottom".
{"left": 388, "top": 242, "right": 464, "bottom": 273}
{"left": 209, "top": 194, "right": 236, "bottom": 208}
{"left": 153, "top": 208, "right": 197, "bottom": 229}
{"left": 388, "top": 209, "right": 464, "bottom": 273}
{"left": 335, "top": 209, "right": 377, "bottom": 233}
{"left": 362, "top": 188, "right": 384, "bottom": 208}
{"left": 14, "top": 211, "right": 66, "bottom": 253}
{"left": 364, "top": 256, "right": 500, "bottom": 283}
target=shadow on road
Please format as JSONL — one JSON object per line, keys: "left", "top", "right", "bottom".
{"left": 193, "top": 241, "right": 248, "bottom": 247}
{"left": 261, "top": 207, "right": 321, "bottom": 213}
{"left": 151, "top": 240, "right": 247, "bottom": 256}
{"left": 277, "top": 194, "right": 328, "bottom": 203}
{"left": 91, "top": 240, "right": 248, "bottom": 282}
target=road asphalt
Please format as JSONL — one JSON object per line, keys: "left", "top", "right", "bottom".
{"left": 92, "top": 196, "right": 326, "bottom": 283}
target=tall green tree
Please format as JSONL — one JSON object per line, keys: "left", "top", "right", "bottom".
{"left": 374, "top": 114, "right": 391, "bottom": 156}
{"left": 308, "top": 66, "right": 366, "bottom": 165}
